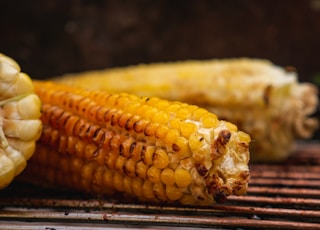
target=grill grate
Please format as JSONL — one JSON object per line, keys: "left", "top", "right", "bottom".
{"left": 0, "top": 143, "right": 319, "bottom": 229}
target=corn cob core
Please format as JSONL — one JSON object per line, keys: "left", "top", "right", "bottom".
{"left": 0, "top": 54, "right": 42, "bottom": 189}
{"left": 53, "top": 58, "right": 319, "bottom": 162}
{"left": 26, "top": 81, "right": 250, "bottom": 206}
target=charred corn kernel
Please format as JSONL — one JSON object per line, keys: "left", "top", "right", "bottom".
{"left": 174, "top": 168, "right": 192, "bottom": 188}
{"left": 0, "top": 54, "right": 42, "bottom": 189}
{"left": 160, "top": 168, "right": 175, "bottom": 186}
{"left": 153, "top": 183, "right": 167, "bottom": 201}
{"left": 124, "top": 158, "right": 136, "bottom": 177}
{"left": 54, "top": 58, "right": 319, "bottom": 162}
{"left": 21, "top": 81, "right": 250, "bottom": 206}
{"left": 141, "top": 145, "right": 155, "bottom": 166}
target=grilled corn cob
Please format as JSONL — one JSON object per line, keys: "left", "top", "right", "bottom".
{"left": 23, "top": 81, "right": 250, "bottom": 206}
{"left": 0, "top": 54, "right": 42, "bottom": 189}
{"left": 53, "top": 58, "right": 319, "bottom": 162}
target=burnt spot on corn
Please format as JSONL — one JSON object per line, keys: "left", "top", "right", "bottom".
{"left": 117, "top": 113, "right": 128, "bottom": 128}
{"left": 133, "top": 120, "right": 146, "bottom": 133}
{"left": 172, "top": 143, "right": 180, "bottom": 152}
{"left": 211, "top": 130, "right": 231, "bottom": 159}
{"left": 110, "top": 113, "right": 119, "bottom": 126}
{"left": 119, "top": 144, "right": 125, "bottom": 156}
{"left": 140, "top": 145, "right": 147, "bottom": 162}
{"left": 205, "top": 174, "right": 229, "bottom": 203}
{"left": 214, "top": 192, "right": 227, "bottom": 203}
{"left": 195, "top": 163, "right": 208, "bottom": 177}
{"left": 205, "top": 174, "right": 219, "bottom": 194}
{"left": 129, "top": 142, "right": 136, "bottom": 154}
{"left": 144, "top": 123, "right": 158, "bottom": 137}
{"left": 124, "top": 116, "right": 134, "bottom": 131}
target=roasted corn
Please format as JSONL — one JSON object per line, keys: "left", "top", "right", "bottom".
{"left": 53, "top": 58, "right": 319, "bottom": 162}
{"left": 0, "top": 54, "right": 42, "bottom": 189}
{"left": 23, "top": 81, "right": 250, "bottom": 206}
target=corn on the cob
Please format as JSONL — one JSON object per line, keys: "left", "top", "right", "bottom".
{"left": 0, "top": 54, "right": 42, "bottom": 189}
{"left": 53, "top": 58, "right": 319, "bottom": 162}
{"left": 23, "top": 81, "right": 250, "bottom": 206}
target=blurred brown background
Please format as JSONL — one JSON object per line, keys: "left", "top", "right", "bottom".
{"left": 0, "top": 0, "right": 319, "bottom": 138}
{"left": 1, "top": 0, "right": 320, "bottom": 79}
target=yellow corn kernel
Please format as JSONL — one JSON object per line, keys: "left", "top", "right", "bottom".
{"left": 153, "top": 148, "right": 169, "bottom": 169}
{"left": 93, "top": 166, "right": 105, "bottom": 188}
{"left": 147, "top": 165, "right": 161, "bottom": 184}
{"left": 113, "top": 172, "right": 125, "bottom": 192}
{"left": 238, "top": 131, "right": 251, "bottom": 143}
{"left": 155, "top": 125, "right": 169, "bottom": 140}
{"left": 160, "top": 168, "right": 175, "bottom": 186}
{"left": 225, "top": 121, "right": 238, "bottom": 132}
{"left": 172, "top": 136, "right": 190, "bottom": 159}
{"left": 81, "top": 161, "right": 96, "bottom": 181}
{"left": 141, "top": 145, "right": 155, "bottom": 166}
{"left": 169, "top": 117, "right": 182, "bottom": 130}
{"left": 192, "top": 108, "right": 208, "bottom": 120}
{"left": 180, "top": 122, "right": 198, "bottom": 138}
{"left": 166, "top": 185, "right": 183, "bottom": 201}
{"left": 123, "top": 158, "right": 136, "bottom": 177}
{"left": 131, "top": 177, "right": 143, "bottom": 199}
{"left": 174, "top": 168, "right": 192, "bottom": 188}
{"left": 151, "top": 111, "right": 168, "bottom": 124}
{"left": 115, "top": 155, "right": 126, "bottom": 175}
{"left": 179, "top": 194, "right": 196, "bottom": 206}
{"left": 201, "top": 114, "right": 219, "bottom": 128}
{"left": 123, "top": 176, "right": 133, "bottom": 195}
{"left": 103, "top": 169, "right": 114, "bottom": 189}
{"left": 163, "top": 129, "right": 180, "bottom": 149}
{"left": 152, "top": 183, "right": 167, "bottom": 201}
{"left": 135, "top": 161, "right": 148, "bottom": 180}
{"left": 142, "top": 180, "right": 157, "bottom": 201}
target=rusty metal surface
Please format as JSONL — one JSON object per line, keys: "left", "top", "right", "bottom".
{"left": 0, "top": 143, "right": 319, "bottom": 229}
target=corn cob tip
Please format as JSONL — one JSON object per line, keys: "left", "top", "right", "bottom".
{"left": 0, "top": 53, "right": 42, "bottom": 189}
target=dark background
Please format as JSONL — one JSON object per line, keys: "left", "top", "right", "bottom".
{"left": 1, "top": 0, "right": 320, "bottom": 79}
{"left": 0, "top": 0, "right": 319, "bottom": 138}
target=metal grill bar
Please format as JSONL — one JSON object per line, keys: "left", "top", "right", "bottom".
{"left": 0, "top": 143, "right": 319, "bottom": 229}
